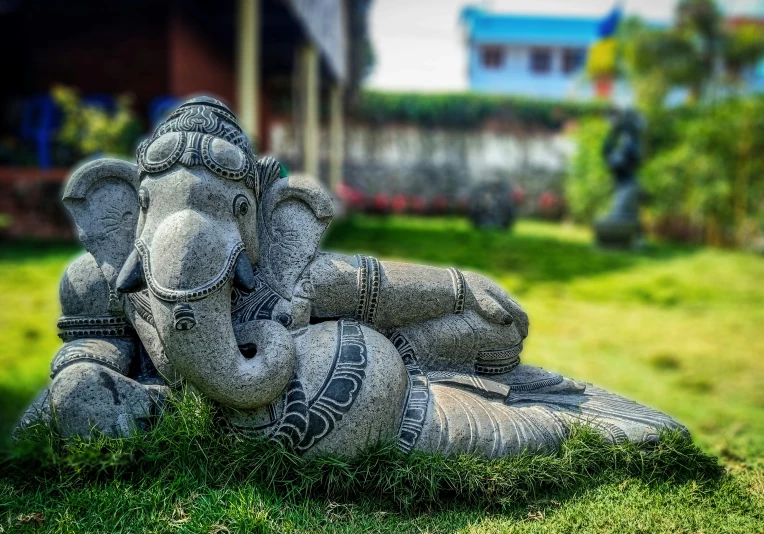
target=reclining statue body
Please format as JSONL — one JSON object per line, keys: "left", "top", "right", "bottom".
{"left": 17, "top": 97, "right": 684, "bottom": 457}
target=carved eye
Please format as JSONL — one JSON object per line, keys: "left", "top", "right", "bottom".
{"left": 209, "top": 138, "right": 245, "bottom": 170}
{"left": 138, "top": 187, "right": 150, "bottom": 210}
{"left": 142, "top": 132, "right": 184, "bottom": 173}
{"left": 233, "top": 194, "right": 250, "bottom": 217}
{"left": 203, "top": 136, "right": 249, "bottom": 180}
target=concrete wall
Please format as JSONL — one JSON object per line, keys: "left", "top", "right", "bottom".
{"left": 269, "top": 120, "right": 574, "bottom": 215}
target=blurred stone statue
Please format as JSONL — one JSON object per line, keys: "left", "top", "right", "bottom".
{"left": 16, "top": 97, "right": 684, "bottom": 458}
{"left": 595, "top": 109, "right": 644, "bottom": 248}
{"left": 468, "top": 180, "right": 516, "bottom": 229}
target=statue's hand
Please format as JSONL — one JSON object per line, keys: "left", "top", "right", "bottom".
{"left": 463, "top": 271, "right": 529, "bottom": 336}
{"left": 50, "top": 362, "right": 168, "bottom": 439}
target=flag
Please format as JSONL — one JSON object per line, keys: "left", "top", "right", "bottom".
{"left": 597, "top": 4, "right": 623, "bottom": 38}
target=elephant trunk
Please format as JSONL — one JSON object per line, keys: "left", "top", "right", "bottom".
{"left": 155, "top": 294, "right": 295, "bottom": 409}
{"left": 122, "top": 210, "right": 295, "bottom": 410}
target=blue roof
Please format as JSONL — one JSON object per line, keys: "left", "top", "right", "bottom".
{"left": 461, "top": 7, "right": 601, "bottom": 47}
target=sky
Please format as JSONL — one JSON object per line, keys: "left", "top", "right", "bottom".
{"left": 365, "top": 0, "right": 764, "bottom": 91}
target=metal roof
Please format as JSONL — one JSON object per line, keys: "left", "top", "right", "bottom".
{"left": 461, "top": 7, "right": 601, "bottom": 47}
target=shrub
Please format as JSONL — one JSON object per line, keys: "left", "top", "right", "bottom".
{"left": 641, "top": 98, "right": 764, "bottom": 245}
{"left": 350, "top": 91, "right": 607, "bottom": 131}
{"left": 564, "top": 117, "right": 612, "bottom": 224}
{"left": 52, "top": 85, "right": 143, "bottom": 159}
{"left": 565, "top": 99, "right": 764, "bottom": 246}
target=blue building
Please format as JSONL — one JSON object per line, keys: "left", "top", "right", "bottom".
{"left": 460, "top": 6, "right": 764, "bottom": 101}
{"left": 460, "top": 6, "right": 609, "bottom": 99}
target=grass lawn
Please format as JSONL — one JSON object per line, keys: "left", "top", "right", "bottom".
{"left": 0, "top": 216, "right": 762, "bottom": 533}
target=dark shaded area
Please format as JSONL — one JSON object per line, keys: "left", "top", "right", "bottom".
{"left": 322, "top": 216, "right": 697, "bottom": 284}
{"left": 0, "top": 240, "right": 80, "bottom": 261}
{"left": 0, "top": 383, "right": 41, "bottom": 448}
{"left": 0, "top": 175, "right": 74, "bottom": 239}
{"left": 0, "top": 0, "right": 332, "bottom": 122}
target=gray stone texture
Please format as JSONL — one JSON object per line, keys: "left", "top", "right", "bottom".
{"left": 16, "top": 97, "right": 686, "bottom": 458}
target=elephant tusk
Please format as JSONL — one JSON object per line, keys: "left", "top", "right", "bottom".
{"left": 116, "top": 249, "right": 146, "bottom": 294}
{"left": 233, "top": 250, "right": 256, "bottom": 292}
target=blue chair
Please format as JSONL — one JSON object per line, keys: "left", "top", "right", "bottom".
{"left": 19, "top": 93, "right": 122, "bottom": 168}
{"left": 19, "top": 95, "right": 61, "bottom": 169}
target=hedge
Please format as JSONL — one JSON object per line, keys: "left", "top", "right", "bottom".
{"left": 350, "top": 91, "right": 609, "bottom": 130}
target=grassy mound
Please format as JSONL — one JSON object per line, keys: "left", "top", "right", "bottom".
{"left": 3, "top": 393, "right": 723, "bottom": 507}
{"left": 4, "top": 392, "right": 755, "bottom": 533}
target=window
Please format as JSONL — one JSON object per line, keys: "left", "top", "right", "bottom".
{"left": 481, "top": 46, "right": 504, "bottom": 69}
{"left": 562, "top": 48, "right": 586, "bottom": 74}
{"left": 529, "top": 48, "right": 552, "bottom": 74}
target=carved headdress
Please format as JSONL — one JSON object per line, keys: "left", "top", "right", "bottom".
{"left": 136, "top": 96, "right": 281, "bottom": 201}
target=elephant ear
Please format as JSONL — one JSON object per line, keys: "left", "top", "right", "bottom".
{"left": 256, "top": 173, "right": 334, "bottom": 300}
{"left": 62, "top": 158, "right": 140, "bottom": 288}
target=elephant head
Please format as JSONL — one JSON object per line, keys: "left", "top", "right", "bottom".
{"left": 62, "top": 96, "right": 333, "bottom": 410}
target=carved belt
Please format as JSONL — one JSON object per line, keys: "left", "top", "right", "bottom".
{"left": 269, "top": 319, "right": 368, "bottom": 452}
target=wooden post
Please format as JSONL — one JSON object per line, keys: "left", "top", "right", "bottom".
{"left": 299, "top": 43, "right": 320, "bottom": 179}
{"left": 236, "top": 0, "right": 260, "bottom": 144}
{"left": 329, "top": 83, "right": 344, "bottom": 192}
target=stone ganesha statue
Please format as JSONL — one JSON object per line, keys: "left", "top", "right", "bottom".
{"left": 17, "top": 97, "right": 684, "bottom": 458}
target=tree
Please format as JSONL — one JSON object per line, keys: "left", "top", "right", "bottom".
{"left": 623, "top": 0, "right": 764, "bottom": 107}
{"left": 724, "top": 22, "right": 764, "bottom": 83}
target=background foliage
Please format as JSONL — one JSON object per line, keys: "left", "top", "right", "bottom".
{"left": 563, "top": 118, "right": 611, "bottom": 223}
{"left": 642, "top": 99, "right": 764, "bottom": 245}
{"left": 350, "top": 91, "right": 607, "bottom": 130}
{"left": 566, "top": 100, "right": 764, "bottom": 246}
{"left": 621, "top": 0, "right": 764, "bottom": 106}
{"left": 52, "top": 85, "right": 142, "bottom": 159}
{"left": 567, "top": 0, "right": 764, "bottom": 246}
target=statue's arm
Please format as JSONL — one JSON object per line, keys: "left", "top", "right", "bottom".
{"left": 308, "top": 252, "right": 528, "bottom": 333}
{"left": 29, "top": 252, "right": 168, "bottom": 438}
{"left": 51, "top": 252, "right": 137, "bottom": 379}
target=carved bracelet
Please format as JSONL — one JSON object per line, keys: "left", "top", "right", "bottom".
{"left": 447, "top": 267, "right": 466, "bottom": 314}
{"left": 57, "top": 315, "right": 133, "bottom": 341}
{"left": 355, "top": 254, "right": 381, "bottom": 325}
